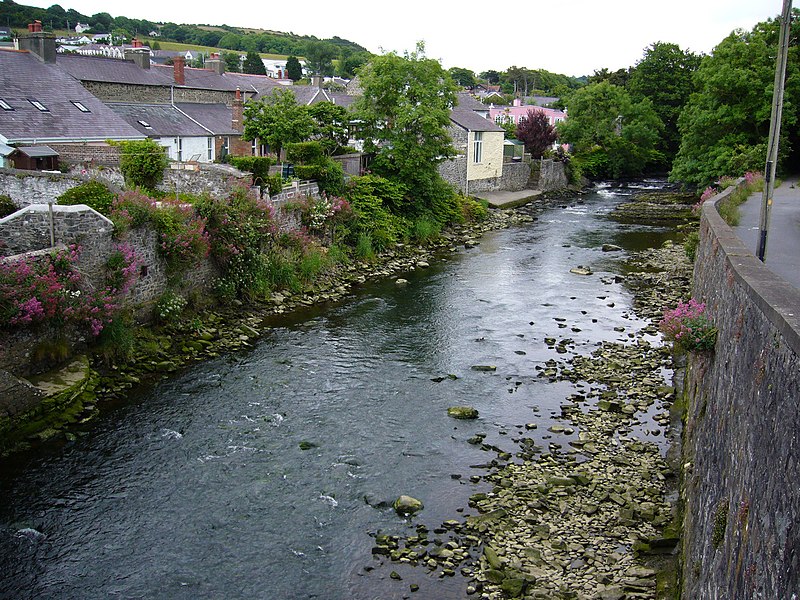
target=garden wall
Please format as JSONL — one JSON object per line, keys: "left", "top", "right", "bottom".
{"left": 681, "top": 183, "right": 800, "bottom": 598}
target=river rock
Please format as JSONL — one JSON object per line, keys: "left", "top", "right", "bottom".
{"left": 570, "top": 266, "right": 593, "bottom": 276}
{"left": 448, "top": 406, "right": 479, "bottom": 420}
{"left": 602, "top": 244, "right": 623, "bottom": 252}
{"left": 393, "top": 495, "right": 424, "bottom": 516}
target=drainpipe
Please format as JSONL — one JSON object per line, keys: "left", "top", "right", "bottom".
{"left": 48, "top": 200, "right": 55, "bottom": 246}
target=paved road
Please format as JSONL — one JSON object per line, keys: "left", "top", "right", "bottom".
{"left": 733, "top": 176, "right": 800, "bottom": 289}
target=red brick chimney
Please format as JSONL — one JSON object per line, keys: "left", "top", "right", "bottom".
{"left": 28, "top": 20, "right": 43, "bottom": 33}
{"left": 232, "top": 88, "right": 243, "bottom": 132}
{"left": 132, "top": 38, "right": 143, "bottom": 48}
{"left": 173, "top": 55, "right": 185, "bottom": 86}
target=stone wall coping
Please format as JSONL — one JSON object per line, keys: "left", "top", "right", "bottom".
{"left": 0, "top": 203, "right": 114, "bottom": 227}
{"left": 706, "top": 182, "right": 800, "bottom": 355}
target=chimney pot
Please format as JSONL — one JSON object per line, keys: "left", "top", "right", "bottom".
{"left": 232, "top": 87, "right": 244, "bottom": 133}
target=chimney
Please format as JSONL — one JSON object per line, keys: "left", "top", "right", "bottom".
{"left": 311, "top": 75, "right": 322, "bottom": 89}
{"left": 173, "top": 55, "right": 185, "bottom": 85}
{"left": 513, "top": 98, "right": 522, "bottom": 107}
{"left": 124, "top": 47, "right": 151, "bottom": 69}
{"left": 19, "top": 22, "right": 56, "bottom": 63}
{"left": 132, "top": 37, "right": 143, "bottom": 48}
{"left": 206, "top": 52, "right": 225, "bottom": 75}
{"left": 231, "top": 88, "right": 244, "bottom": 133}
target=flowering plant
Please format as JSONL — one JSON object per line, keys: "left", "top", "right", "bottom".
{"left": 659, "top": 299, "right": 718, "bottom": 352}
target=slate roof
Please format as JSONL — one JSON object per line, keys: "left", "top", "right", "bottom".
{"left": 57, "top": 53, "right": 242, "bottom": 93}
{"left": 328, "top": 93, "right": 356, "bottom": 109}
{"left": 219, "top": 72, "right": 282, "bottom": 98}
{"left": 0, "top": 49, "right": 145, "bottom": 144}
{"left": 174, "top": 103, "right": 238, "bottom": 135}
{"left": 449, "top": 108, "right": 503, "bottom": 132}
{"left": 17, "top": 145, "right": 58, "bottom": 157}
{"left": 106, "top": 103, "right": 211, "bottom": 137}
{"left": 455, "top": 93, "right": 487, "bottom": 112}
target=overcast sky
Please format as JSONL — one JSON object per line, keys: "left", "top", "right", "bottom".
{"left": 23, "top": 0, "right": 781, "bottom": 77}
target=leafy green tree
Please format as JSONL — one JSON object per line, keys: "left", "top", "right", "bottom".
{"left": 558, "top": 81, "right": 663, "bottom": 178}
{"left": 118, "top": 139, "right": 169, "bottom": 191}
{"left": 353, "top": 43, "right": 458, "bottom": 214}
{"left": 448, "top": 67, "right": 476, "bottom": 88}
{"left": 223, "top": 51, "right": 241, "bottom": 73}
{"left": 588, "top": 67, "right": 631, "bottom": 88}
{"left": 338, "top": 51, "right": 370, "bottom": 78}
{"left": 480, "top": 70, "right": 501, "bottom": 84}
{"left": 516, "top": 109, "right": 558, "bottom": 158}
{"left": 286, "top": 55, "right": 303, "bottom": 81}
{"left": 628, "top": 42, "right": 700, "bottom": 160}
{"left": 243, "top": 88, "right": 315, "bottom": 159}
{"left": 305, "top": 40, "right": 336, "bottom": 76}
{"left": 243, "top": 51, "right": 267, "bottom": 75}
{"left": 671, "top": 17, "right": 800, "bottom": 187}
{"left": 308, "top": 102, "right": 350, "bottom": 155}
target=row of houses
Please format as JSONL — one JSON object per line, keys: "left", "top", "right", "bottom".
{"left": 0, "top": 23, "right": 561, "bottom": 194}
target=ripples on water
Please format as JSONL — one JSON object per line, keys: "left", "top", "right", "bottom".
{"left": 0, "top": 182, "right": 680, "bottom": 600}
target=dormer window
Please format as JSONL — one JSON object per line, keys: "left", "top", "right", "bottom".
{"left": 0, "top": 98, "right": 13, "bottom": 111}
{"left": 71, "top": 101, "right": 90, "bottom": 113}
{"left": 28, "top": 99, "right": 49, "bottom": 112}
{"left": 137, "top": 120, "right": 152, "bottom": 129}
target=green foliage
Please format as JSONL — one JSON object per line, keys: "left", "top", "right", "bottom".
{"left": 223, "top": 51, "right": 242, "bottom": 73}
{"left": 712, "top": 501, "right": 729, "bottom": 549}
{"left": 355, "top": 233, "right": 376, "bottom": 261}
{"left": 684, "top": 230, "right": 700, "bottom": 262}
{"left": 286, "top": 141, "right": 325, "bottom": 164}
{"left": 308, "top": 102, "right": 350, "bottom": 155}
{"left": 448, "top": 67, "right": 476, "bottom": 88}
{"left": 457, "top": 196, "right": 489, "bottom": 222}
{"left": 286, "top": 55, "right": 303, "bottom": 81}
{"left": 671, "top": 17, "right": 800, "bottom": 188}
{"left": 225, "top": 156, "right": 274, "bottom": 184}
{"left": 117, "top": 139, "right": 169, "bottom": 191}
{"left": 627, "top": 42, "right": 701, "bottom": 161}
{"left": 243, "top": 88, "right": 315, "bottom": 159}
{"left": 93, "top": 312, "right": 136, "bottom": 364}
{"left": 243, "top": 50, "right": 267, "bottom": 75}
{"left": 57, "top": 181, "right": 115, "bottom": 215}
{"left": 343, "top": 175, "right": 407, "bottom": 250}
{"left": 155, "top": 291, "right": 187, "bottom": 323}
{"left": 0, "top": 194, "right": 17, "bottom": 218}
{"left": 410, "top": 217, "right": 440, "bottom": 243}
{"left": 305, "top": 40, "right": 336, "bottom": 76}
{"left": 354, "top": 43, "right": 458, "bottom": 214}
{"left": 557, "top": 81, "right": 663, "bottom": 178}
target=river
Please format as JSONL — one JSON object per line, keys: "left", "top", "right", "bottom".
{"left": 0, "top": 181, "right": 680, "bottom": 600}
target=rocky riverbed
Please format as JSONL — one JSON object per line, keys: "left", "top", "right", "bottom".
{"left": 369, "top": 242, "right": 693, "bottom": 599}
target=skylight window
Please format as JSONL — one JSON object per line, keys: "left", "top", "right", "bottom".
{"left": 71, "top": 101, "right": 90, "bottom": 113}
{"left": 0, "top": 99, "right": 13, "bottom": 111}
{"left": 137, "top": 120, "right": 152, "bottom": 129}
{"left": 27, "top": 99, "right": 49, "bottom": 112}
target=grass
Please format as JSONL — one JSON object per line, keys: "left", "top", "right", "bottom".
{"left": 716, "top": 175, "right": 766, "bottom": 227}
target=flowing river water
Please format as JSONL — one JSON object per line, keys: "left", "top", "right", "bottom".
{"left": 0, "top": 181, "right": 680, "bottom": 600}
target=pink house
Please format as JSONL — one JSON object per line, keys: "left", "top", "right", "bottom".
{"left": 489, "top": 99, "right": 566, "bottom": 127}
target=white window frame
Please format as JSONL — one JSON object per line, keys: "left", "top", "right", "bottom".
{"left": 473, "top": 131, "right": 483, "bottom": 164}
{"left": 208, "top": 137, "right": 214, "bottom": 161}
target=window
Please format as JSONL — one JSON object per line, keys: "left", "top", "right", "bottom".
{"left": 252, "top": 139, "right": 257, "bottom": 156}
{"left": 494, "top": 115, "right": 502, "bottom": 123}
{"left": 473, "top": 131, "right": 483, "bottom": 164}
{"left": 137, "top": 120, "right": 151, "bottom": 129}
{"left": 176, "top": 137, "right": 183, "bottom": 162}
{"left": 71, "top": 101, "right": 90, "bottom": 113}
{"left": 27, "top": 98, "right": 49, "bottom": 112}
{"left": 208, "top": 137, "right": 214, "bottom": 161}
{"left": 0, "top": 98, "right": 13, "bottom": 111}
{"left": 221, "top": 136, "right": 230, "bottom": 157}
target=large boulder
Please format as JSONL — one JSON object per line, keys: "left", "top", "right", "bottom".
{"left": 393, "top": 495, "right": 424, "bottom": 516}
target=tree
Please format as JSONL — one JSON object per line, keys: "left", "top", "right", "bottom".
{"left": 286, "top": 55, "right": 303, "bottom": 81}
{"left": 588, "top": 67, "right": 631, "bottom": 88}
{"left": 448, "top": 67, "right": 476, "bottom": 88}
{"left": 243, "top": 88, "right": 315, "bottom": 159}
{"left": 557, "top": 81, "right": 663, "bottom": 178}
{"left": 516, "top": 109, "right": 558, "bottom": 158}
{"left": 118, "top": 139, "right": 169, "bottom": 191}
{"left": 627, "top": 42, "right": 701, "bottom": 161}
{"left": 223, "top": 51, "right": 241, "bottom": 73}
{"left": 671, "top": 16, "right": 800, "bottom": 187}
{"left": 308, "top": 102, "right": 350, "bottom": 155}
{"left": 354, "top": 43, "right": 458, "bottom": 214}
{"left": 243, "top": 51, "right": 267, "bottom": 75}
{"left": 304, "top": 40, "right": 336, "bottom": 76}
{"left": 480, "top": 70, "right": 501, "bottom": 85}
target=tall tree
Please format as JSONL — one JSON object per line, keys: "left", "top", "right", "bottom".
{"left": 286, "top": 55, "right": 303, "bottom": 81}
{"left": 558, "top": 81, "right": 663, "bottom": 178}
{"left": 516, "top": 109, "right": 558, "bottom": 158}
{"left": 308, "top": 102, "right": 350, "bottom": 155}
{"left": 628, "top": 42, "right": 700, "bottom": 161}
{"left": 479, "top": 70, "right": 501, "bottom": 85}
{"left": 243, "top": 89, "right": 314, "bottom": 159}
{"left": 304, "top": 40, "right": 336, "bottom": 76}
{"left": 354, "top": 43, "right": 458, "bottom": 213}
{"left": 223, "top": 51, "right": 242, "bottom": 73}
{"left": 243, "top": 51, "right": 267, "bottom": 75}
{"left": 448, "top": 67, "right": 476, "bottom": 88}
{"left": 671, "top": 16, "right": 800, "bottom": 187}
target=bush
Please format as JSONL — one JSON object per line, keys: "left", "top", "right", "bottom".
{"left": 226, "top": 156, "right": 274, "bottom": 183}
{"left": 57, "top": 181, "right": 115, "bottom": 215}
{"left": 285, "top": 141, "right": 324, "bottom": 165}
{"left": 117, "top": 139, "right": 169, "bottom": 191}
{"left": 155, "top": 291, "right": 187, "bottom": 323}
{"left": 684, "top": 231, "right": 699, "bottom": 262}
{"left": 0, "top": 194, "right": 16, "bottom": 218}
{"left": 659, "top": 299, "right": 718, "bottom": 352}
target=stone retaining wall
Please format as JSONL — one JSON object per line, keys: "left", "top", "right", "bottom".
{"left": 681, "top": 183, "right": 800, "bottom": 598}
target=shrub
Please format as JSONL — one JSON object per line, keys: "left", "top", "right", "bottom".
{"left": 285, "top": 141, "right": 324, "bottom": 165}
{"left": 117, "top": 139, "right": 169, "bottom": 191}
{"left": 684, "top": 231, "right": 700, "bottom": 262}
{"left": 0, "top": 194, "right": 17, "bottom": 218}
{"left": 459, "top": 196, "right": 489, "bottom": 222}
{"left": 355, "top": 232, "right": 376, "bottom": 261}
{"left": 155, "top": 291, "right": 187, "bottom": 323}
{"left": 57, "top": 181, "right": 115, "bottom": 215}
{"left": 659, "top": 299, "right": 718, "bottom": 352}
{"left": 410, "top": 217, "right": 440, "bottom": 243}
{"left": 226, "top": 156, "right": 274, "bottom": 184}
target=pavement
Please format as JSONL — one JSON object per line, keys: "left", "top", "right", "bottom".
{"left": 733, "top": 176, "right": 800, "bottom": 289}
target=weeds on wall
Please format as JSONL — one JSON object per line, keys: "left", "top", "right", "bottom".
{"left": 659, "top": 299, "right": 718, "bottom": 352}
